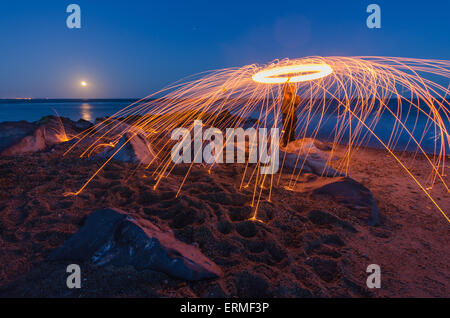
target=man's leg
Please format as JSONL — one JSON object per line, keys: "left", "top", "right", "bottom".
{"left": 281, "top": 113, "right": 289, "bottom": 146}
{"left": 289, "top": 114, "right": 297, "bottom": 142}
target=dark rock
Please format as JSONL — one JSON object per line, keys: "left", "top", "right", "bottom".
{"left": 0, "top": 116, "right": 85, "bottom": 156}
{"left": 281, "top": 139, "right": 343, "bottom": 177}
{"left": 75, "top": 119, "right": 93, "bottom": 130}
{"left": 312, "top": 177, "right": 381, "bottom": 226}
{"left": 48, "top": 208, "right": 222, "bottom": 281}
{"left": 0, "top": 121, "right": 36, "bottom": 154}
{"left": 81, "top": 119, "right": 157, "bottom": 164}
{"left": 97, "top": 131, "right": 157, "bottom": 165}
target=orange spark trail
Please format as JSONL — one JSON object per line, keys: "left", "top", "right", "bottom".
{"left": 65, "top": 56, "right": 450, "bottom": 223}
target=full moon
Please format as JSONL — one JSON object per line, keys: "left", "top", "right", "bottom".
{"left": 80, "top": 81, "right": 87, "bottom": 87}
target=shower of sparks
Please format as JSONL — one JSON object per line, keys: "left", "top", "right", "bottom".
{"left": 65, "top": 56, "right": 450, "bottom": 223}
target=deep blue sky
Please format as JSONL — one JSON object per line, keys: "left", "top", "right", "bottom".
{"left": 0, "top": 0, "right": 449, "bottom": 98}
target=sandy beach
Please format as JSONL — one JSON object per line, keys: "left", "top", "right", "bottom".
{"left": 0, "top": 121, "right": 448, "bottom": 297}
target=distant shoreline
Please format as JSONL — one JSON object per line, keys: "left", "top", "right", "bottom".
{"left": 1, "top": 97, "right": 450, "bottom": 104}
{"left": 0, "top": 98, "right": 141, "bottom": 104}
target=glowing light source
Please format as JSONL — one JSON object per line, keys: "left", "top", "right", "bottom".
{"left": 80, "top": 81, "right": 87, "bottom": 87}
{"left": 252, "top": 63, "right": 333, "bottom": 84}
{"left": 80, "top": 103, "right": 92, "bottom": 121}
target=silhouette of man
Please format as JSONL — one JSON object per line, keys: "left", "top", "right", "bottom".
{"left": 281, "top": 82, "right": 300, "bottom": 147}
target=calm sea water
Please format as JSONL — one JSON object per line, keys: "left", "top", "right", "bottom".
{"left": 0, "top": 99, "right": 448, "bottom": 154}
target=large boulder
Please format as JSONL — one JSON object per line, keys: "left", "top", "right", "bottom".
{"left": 312, "top": 177, "right": 382, "bottom": 226}
{"left": 283, "top": 138, "right": 332, "bottom": 158}
{"left": 96, "top": 132, "right": 157, "bottom": 165}
{"left": 94, "top": 119, "right": 157, "bottom": 165}
{"left": 281, "top": 139, "right": 342, "bottom": 177}
{"left": 0, "top": 121, "right": 37, "bottom": 154}
{"left": 48, "top": 208, "right": 222, "bottom": 281}
{"left": 0, "top": 116, "right": 91, "bottom": 156}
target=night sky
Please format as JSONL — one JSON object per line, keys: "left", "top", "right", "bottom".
{"left": 0, "top": 0, "right": 449, "bottom": 98}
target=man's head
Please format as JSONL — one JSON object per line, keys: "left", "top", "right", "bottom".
{"left": 287, "top": 83, "right": 296, "bottom": 94}
{"left": 283, "top": 82, "right": 296, "bottom": 96}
